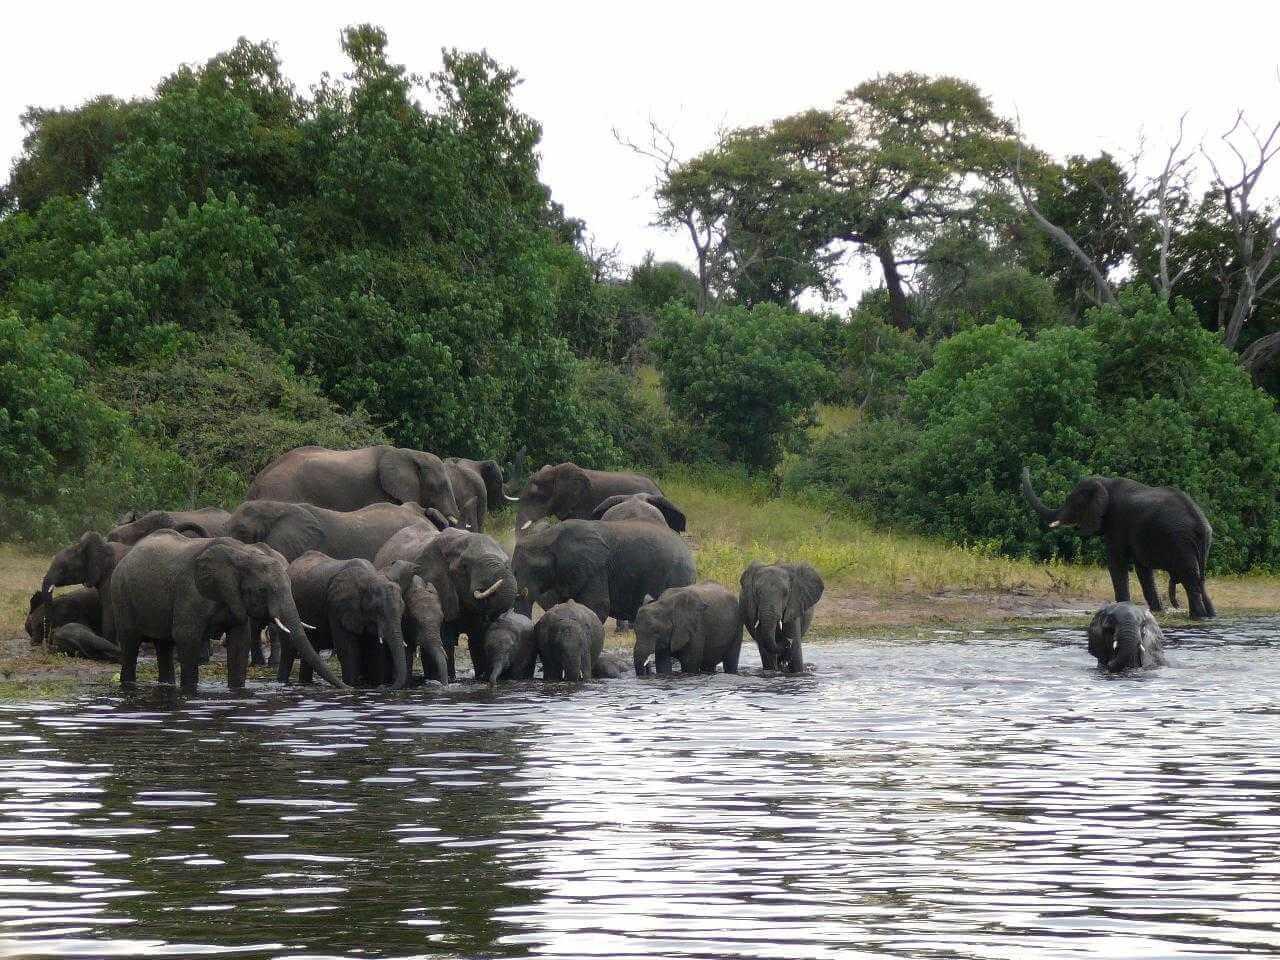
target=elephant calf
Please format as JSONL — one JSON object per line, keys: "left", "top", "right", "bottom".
{"left": 26, "top": 588, "right": 103, "bottom": 647}
{"left": 633, "top": 583, "right": 743, "bottom": 676}
{"left": 589, "top": 493, "right": 687, "bottom": 531}
{"left": 478, "top": 611, "right": 538, "bottom": 686}
{"left": 739, "top": 561, "right": 824, "bottom": 674}
{"left": 534, "top": 601, "right": 604, "bottom": 681}
{"left": 1087, "top": 602, "right": 1167, "bottom": 672}
{"left": 378, "top": 560, "right": 450, "bottom": 684}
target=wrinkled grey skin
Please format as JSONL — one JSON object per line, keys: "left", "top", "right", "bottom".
{"left": 478, "top": 611, "right": 538, "bottom": 686}
{"left": 514, "top": 462, "right": 661, "bottom": 533}
{"left": 739, "top": 562, "right": 824, "bottom": 674}
{"left": 1087, "top": 602, "right": 1167, "bottom": 672}
{"left": 49, "top": 623, "right": 120, "bottom": 662}
{"left": 110, "top": 531, "right": 342, "bottom": 692}
{"left": 1023, "top": 467, "right": 1216, "bottom": 619}
{"left": 634, "top": 582, "right": 743, "bottom": 676}
{"left": 241, "top": 542, "right": 292, "bottom": 668}
{"left": 108, "top": 508, "right": 232, "bottom": 545}
{"left": 373, "top": 527, "right": 517, "bottom": 681}
{"left": 445, "top": 458, "right": 507, "bottom": 532}
{"left": 226, "top": 500, "right": 442, "bottom": 564}
{"left": 589, "top": 493, "right": 687, "bottom": 532}
{"left": 378, "top": 559, "right": 450, "bottom": 685}
{"left": 248, "top": 445, "right": 462, "bottom": 525}
{"left": 512, "top": 519, "right": 696, "bottom": 629}
{"left": 26, "top": 588, "right": 102, "bottom": 647}
{"left": 534, "top": 601, "right": 604, "bottom": 682}
{"left": 592, "top": 649, "right": 630, "bottom": 679}
{"left": 279, "top": 551, "right": 408, "bottom": 689}
{"left": 42, "top": 532, "right": 131, "bottom": 641}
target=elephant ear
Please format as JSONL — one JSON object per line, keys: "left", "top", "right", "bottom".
{"left": 646, "top": 494, "right": 687, "bottom": 532}
{"left": 669, "top": 591, "right": 702, "bottom": 652}
{"left": 1086, "top": 604, "right": 1116, "bottom": 662}
{"left": 194, "top": 541, "right": 249, "bottom": 621}
{"left": 378, "top": 449, "right": 421, "bottom": 505}
{"left": 1076, "top": 479, "right": 1110, "bottom": 536}
{"left": 738, "top": 562, "right": 763, "bottom": 631}
{"left": 784, "top": 563, "right": 825, "bottom": 621}
{"left": 477, "top": 461, "right": 505, "bottom": 511}
{"left": 328, "top": 565, "right": 370, "bottom": 634}
{"left": 549, "top": 463, "right": 591, "bottom": 518}
{"left": 589, "top": 494, "right": 631, "bottom": 521}
{"left": 84, "top": 533, "right": 116, "bottom": 588}
{"left": 427, "top": 531, "right": 468, "bottom": 621}
{"left": 266, "top": 506, "right": 325, "bottom": 560}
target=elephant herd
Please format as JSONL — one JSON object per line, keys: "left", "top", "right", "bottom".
{"left": 25, "top": 446, "right": 1218, "bottom": 688}
{"left": 25, "top": 445, "right": 826, "bottom": 692}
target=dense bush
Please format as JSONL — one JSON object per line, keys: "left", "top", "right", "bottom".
{"left": 830, "top": 308, "right": 931, "bottom": 416}
{"left": 653, "top": 302, "right": 835, "bottom": 471}
{"left": 795, "top": 290, "right": 1280, "bottom": 572}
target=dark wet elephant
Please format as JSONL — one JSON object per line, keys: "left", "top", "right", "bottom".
{"left": 1087, "top": 602, "right": 1167, "bottom": 672}
{"left": 373, "top": 526, "right": 517, "bottom": 681}
{"left": 108, "top": 507, "right": 232, "bottom": 545}
{"left": 225, "top": 500, "right": 444, "bottom": 564}
{"left": 26, "top": 588, "right": 104, "bottom": 647}
{"left": 514, "top": 462, "right": 662, "bottom": 533}
{"left": 279, "top": 551, "right": 408, "bottom": 688}
{"left": 589, "top": 492, "right": 687, "bottom": 531}
{"left": 110, "top": 531, "right": 342, "bottom": 692}
{"left": 378, "top": 559, "right": 450, "bottom": 685}
{"left": 534, "top": 601, "right": 604, "bottom": 682}
{"left": 445, "top": 458, "right": 509, "bottom": 532}
{"left": 477, "top": 611, "right": 538, "bottom": 686}
{"left": 42, "top": 532, "right": 130, "bottom": 640}
{"left": 1022, "top": 467, "right": 1215, "bottom": 619}
{"left": 513, "top": 519, "right": 696, "bottom": 629}
{"left": 634, "top": 583, "right": 743, "bottom": 676}
{"left": 247, "top": 445, "right": 463, "bottom": 525}
{"left": 739, "top": 562, "right": 824, "bottom": 674}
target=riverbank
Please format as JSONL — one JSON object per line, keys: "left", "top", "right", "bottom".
{"left": 4, "top": 473, "right": 1280, "bottom": 698}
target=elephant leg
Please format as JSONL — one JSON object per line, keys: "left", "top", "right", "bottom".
{"left": 1167, "top": 574, "right": 1180, "bottom": 608}
{"left": 226, "top": 622, "right": 252, "bottom": 690}
{"left": 179, "top": 659, "right": 200, "bottom": 693}
{"left": 1201, "top": 581, "right": 1217, "bottom": 618}
{"left": 1136, "top": 566, "right": 1163, "bottom": 612}
{"left": 367, "top": 638, "right": 388, "bottom": 687}
{"left": 268, "top": 628, "right": 281, "bottom": 668}
{"left": 1106, "top": 550, "right": 1132, "bottom": 603}
{"left": 299, "top": 661, "right": 314, "bottom": 685}
{"left": 654, "top": 649, "right": 672, "bottom": 675}
{"left": 155, "top": 640, "right": 176, "bottom": 686}
{"left": 329, "top": 622, "right": 361, "bottom": 687}
{"left": 118, "top": 629, "right": 142, "bottom": 688}
{"left": 249, "top": 626, "right": 266, "bottom": 667}
{"left": 1185, "top": 572, "right": 1214, "bottom": 620}
{"left": 276, "top": 637, "right": 297, "bottom": 684}
{"left": 722, "top": 637, "right": 742, "bottom": 674}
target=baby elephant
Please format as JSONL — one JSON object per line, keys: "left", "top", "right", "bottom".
{"left": 477, "top": 611, "right": 538, "bottom": 686}
{"left": 378, "top": 560, "right": 450, "bottom": 685}
{"left": 633, "top": 582, "right": 742, "bottom": 675}
{"left": 739, "top": 562, "right": 824, "bottom": 673}
{"left": 535, "top": 601, "right": 604, "bottom": 681}
{"left": 1087, "top": 602, "right": 1167, "bottom": 672}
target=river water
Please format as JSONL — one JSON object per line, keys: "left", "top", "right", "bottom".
{"left": 2, "top": 619, "right": 1279, "bottom": 958}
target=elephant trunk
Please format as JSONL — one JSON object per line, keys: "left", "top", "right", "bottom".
{"left": 384, "top": 621, "right": 409, "bottom": 690}
{"left": 273, "top": 599, "right": 345, "bottom": 689}
{"left": 1021, "top": 467, "right": 1059, "bottom": 525}
{"left": 1107, "top": 622, "right": 1143, "bottom": 672}
{"left": 488, "top": 654, "right": 507, "bottom": 688}
{"left": 633, "top": 631, "right": 655, "bottom": 676}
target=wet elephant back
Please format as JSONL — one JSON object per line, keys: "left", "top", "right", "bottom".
{"left": 373, "top": 523, "right": 441, "bottom": 570}
{"left": 320, "top": 503, "right": 433, "bottom": 561}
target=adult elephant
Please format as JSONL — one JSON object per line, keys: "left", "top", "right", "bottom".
{"left": 739, "top": 562, "right": 824, "bottom": 674}
{"left": 248, "top": 445, "right": 463, "bottom": 526}
{"left": 110, "top": 531, "right": 341, "bottom": 692}
{"left": 225, "top": 500, "right": 443, "bottom": 564}
{"left": 1022, "top": 467, "right": 1216, "bottom": 619}
{"left": 445, "top": 458, "right": 508, "bottom": 532}
{"left": 589, "top": 493, "right": 687, "bottom": 532}
{"left": 108, "top": 508, "right": 232, "bottom": 545}
{"left": 634, "top": 583, "right": 742, "bottom": 676}
{"left": 379, "top": 560, "right": 450, "bottom": 685}
{"left": 278, "top": 552, "right": 408, "bottom": 689}
{"left": 477, "top": 611, "right": 538, "bottom": 686}
{"left": 373, "top": 526, "right": 517, "bottom": 681}
{"left": 512, "top": 519, "right": 696, "bottom": 629}
{"left": 514, "top": 462, "right": 661, "bottom": 532}
{"left": 1086, "top": 602, "right": 1167, "bottom": 672}
{"left": 534, "top": 601, "right": 604, "bottom": 681}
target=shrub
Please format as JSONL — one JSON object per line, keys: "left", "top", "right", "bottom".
{"left": 831, "top": 308, "right": 930, "bottom": 416}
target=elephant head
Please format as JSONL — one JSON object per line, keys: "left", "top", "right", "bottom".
{"left": 379, "top": 560, "right": 449, "bottom": 684}
{"left": 379, "top": 447, "right": 463, "bottom": 527}
{"left": 226, "top": 501, "right": 325, "bottom": 561}
{"left": 511, "top": 520, "right": 609, "bottom": 618}
{"left": 633, "top": 588, "right": 702, "bottom": 675}
{"left": 739, "top": 561, "right": 824, "bottom": 670}
{"left": 515, "top": 462, "right": 591, "bottom": 532}
{"left": 329, "top": 562, "right": 409, "bottom": 689}
{"left": 535, "top": 602, "right": 600, "bottom": 682}
{"left": 472, "top": 460, "right": 508, "bottom": 513}
{"left": 480, "top": 611, "right": 537, "bottom": 686}
{"left": 194, "top": 540, "right": 344, "bottom": 687}
{"left": 44, "top": 532, "right": 124, "bottom": 595}
{"left": 108, "top": 510, "right": 212, "bottom": 545}
{"left": 589, "top": 493, "right": 687, "bottom": 532}
{"left": 425, "top": 529, "right": 517, "bottom": 625}
{"left": 1022, "top": 467, "right": 1110, "bottom": 536}
{"left": 25, "top": 592, "right": 50, "bottom": 647}
{"left": 1087, "top": 602, "right": 1166, "bottom": 672}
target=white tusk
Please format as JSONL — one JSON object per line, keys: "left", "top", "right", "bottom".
{"left": 520, "top": 520, "right": 532, "bottom": 530}
{"left": 504, "top": 493, "right": 521, "bottom": 502}
{"left": 378, "top": 633, "right": 385, "bottom": 646}
{"left": 448, "top": 516, "right": 459, "bottom": 525}
{"left": 474, "top": 579, "right": 504, "bottom": 600}
{"left": 1048, "top": 520, "right": 1062, "bottom": 528}
{"left": 752, "top": 619, "right": 759, "bottom": 630}
{"left": 1111, "top": 638, "right": 1118, "bottom": 651}
{"left": 300, "top": 621, "right": 317, "bottom": 631}
{"left": 273, "top": 617, "right": 291, "bottom": 636}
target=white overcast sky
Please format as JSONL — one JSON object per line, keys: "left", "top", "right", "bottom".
{"left": 3, "top": 1, "right": 1278, "bottom": 305}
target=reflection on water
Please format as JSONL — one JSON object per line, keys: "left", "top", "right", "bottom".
{"left": 3, "top": 619, "right": 1280, "bottom": 958}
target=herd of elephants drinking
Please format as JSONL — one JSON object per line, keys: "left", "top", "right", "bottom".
{"left": 24, "top": 444, "right": 1217, "bottom": 691}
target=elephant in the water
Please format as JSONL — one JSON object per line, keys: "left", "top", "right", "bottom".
{"left": 534, "top": 601, "right": 604, "bottom": 681}
{"left": 512, "top": 519, "right": 696, "bottom": 629}
{"left": 739, "top": 561, "right": 824, "bottom": 674}
{"left": 1022, "top": 467, "right": 1215, "bottom": 619}
{"left": 279, "top": 551, "right": 408, "bottom": 688}
{"left": 445, "top": 458, "right": 510, "bottom": 532}
{"left": 110, "top": 531, "right": 341, "bottom": 692}
{"left": 477, "top": 611, "right": 538, "bottom": 686}
{"left": 108, "top": 507, "right": 232, "bottom": 545}
{"left": 225, "top": 500, "right": 444, "bottom": 564}
{"left": 378, "top": 560, "right": 450, "bottom": 684}
{"left": 589, "top": 492, "right": 687, "bottom": 531}
{"left": 248, "top": 445, "right": 463, "bottom": 525}
{"left": 514, "top": 462, "right": 662, "bottom": 532}
{"left": 634, "top": 583, "right": 742, "bottom": 676}
{"left": 1087, "top": 602, "right": 1166, "bottom": 672}
{"left": 373, "top": 526, "right": 517, "bottom": 681}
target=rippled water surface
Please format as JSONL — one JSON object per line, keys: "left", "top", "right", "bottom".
{"left": 3, "top": 619, "right": 1280, "bottom": 958}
